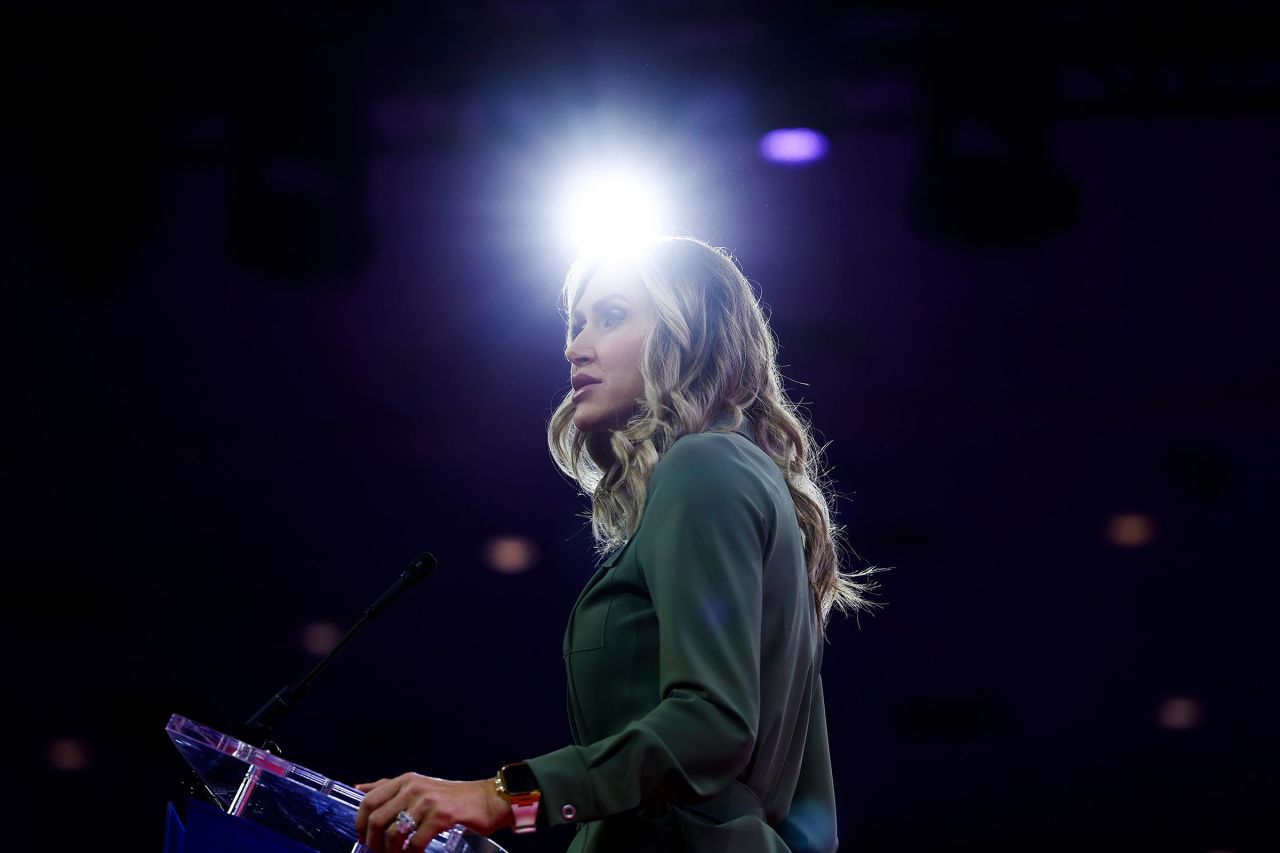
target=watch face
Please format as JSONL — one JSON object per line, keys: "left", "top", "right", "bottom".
{"left": 502, "top": 762, "right": 540, "bottom": 794}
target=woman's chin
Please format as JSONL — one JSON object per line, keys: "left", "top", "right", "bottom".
{"left": 573, "top": 408, "right": 606, "bottom": 433}
{"left": 574, "top": 404, "right": 640, "bottom": 434}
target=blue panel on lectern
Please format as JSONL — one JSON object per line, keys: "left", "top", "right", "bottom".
{"left": 165, "top": 802, "right": 186, "bottom": 853}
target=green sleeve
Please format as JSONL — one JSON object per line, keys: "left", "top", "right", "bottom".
{"left": 526, "top": 434, "right": 767, "bottom": 825}
{"left": 775, "top": 675, "right": 839, "bottom": 852}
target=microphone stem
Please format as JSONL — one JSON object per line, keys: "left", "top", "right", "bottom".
{"left": 237, "top": 554, "right": 434, "bottom": 749}
{"left": 297, "top": 609, "right": 372, "bottom": 691}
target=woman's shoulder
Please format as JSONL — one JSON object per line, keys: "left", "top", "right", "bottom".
{"left": 658, "top": 427, "right": 748, "bottom": 466}
{"left": 651, "top": 427, "right": 776, "bottom": 497}
{"left": 641, "top": 427, "right": 782, "bottom": 547}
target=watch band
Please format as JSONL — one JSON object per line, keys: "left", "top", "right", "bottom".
{"left": 510, "top": 799, "right": 539, "bottom": 834}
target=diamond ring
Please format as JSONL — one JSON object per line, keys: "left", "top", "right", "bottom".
{"left": 393, "top": 810, "right": 418, "bottom": 835}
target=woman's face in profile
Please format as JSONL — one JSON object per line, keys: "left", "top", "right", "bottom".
{"left": 565, "top": 261, "right": 653, "bottom": 433}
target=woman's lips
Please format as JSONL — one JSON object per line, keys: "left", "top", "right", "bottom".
{"left": 572, "top": 382, "right": 598, "bottom": 401}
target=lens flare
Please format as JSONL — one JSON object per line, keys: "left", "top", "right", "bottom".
{"left": 559, "top": 169, "right": 665, "bottom": 255}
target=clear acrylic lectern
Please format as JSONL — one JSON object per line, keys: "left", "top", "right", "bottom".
{"left": 166, "top": 714, "right": 509, "bottom": 853}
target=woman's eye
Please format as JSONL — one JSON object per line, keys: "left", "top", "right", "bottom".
{"left": 569, "top": 310, "right": 623, "bottom": 338}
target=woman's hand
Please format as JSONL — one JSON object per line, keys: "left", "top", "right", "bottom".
{"left": 354, "top": 772, "right": 515, "bottom": 852}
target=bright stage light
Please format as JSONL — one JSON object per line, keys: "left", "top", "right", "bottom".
{"left": 559, "top": 169, "right": 665, "bottom": 256}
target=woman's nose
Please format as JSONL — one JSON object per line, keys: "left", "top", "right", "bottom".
{"left": 565, "top": 337, "right": 592, "bottom": 365}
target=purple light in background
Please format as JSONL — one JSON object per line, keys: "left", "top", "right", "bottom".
{"left": 759, "top": 128, "right": 829, "bottom": 164}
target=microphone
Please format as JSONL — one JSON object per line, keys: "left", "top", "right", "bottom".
{"left": 240, "top": 551, "right": 437, "bottom": 750}
{"left": 366, "top": 550, "right": 435, "bottom": 619}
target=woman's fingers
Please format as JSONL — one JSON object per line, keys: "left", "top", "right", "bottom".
{"left": 405, "top": 799, "right": 458, "bottom": 853}
{"left": 355, "top": 776, "right": 405, "bottom": 850}
{"left": 381, "top": 802, "right": 424, "bottom": 853}
{"left": 405, "top": 822, "right": 436, "bottom": 853}
{"left": 364, "top": 800, "right": 401, "bottom": 853}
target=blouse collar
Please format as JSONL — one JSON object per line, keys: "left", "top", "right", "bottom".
{"left": 710, "top": 411, "right": 757, "bottom": 444}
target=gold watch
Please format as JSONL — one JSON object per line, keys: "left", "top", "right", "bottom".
{"left": 495, "top": 761, "right": 541, "bottom": 834}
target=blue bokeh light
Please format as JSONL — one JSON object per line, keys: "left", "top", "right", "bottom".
{"left": 759, "top": 128, "right": 830, "bottom": 164}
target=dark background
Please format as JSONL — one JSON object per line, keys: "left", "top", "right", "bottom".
{"left": 5, "top": 2, "right": 1278, "bottom": 852}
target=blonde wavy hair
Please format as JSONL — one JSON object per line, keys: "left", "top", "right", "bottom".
{"left": 548, "top": 236, "right": 880, "bottom": 633}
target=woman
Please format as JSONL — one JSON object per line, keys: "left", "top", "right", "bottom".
{"left": 355, "top": 236, "right": 878, "bottom": 852}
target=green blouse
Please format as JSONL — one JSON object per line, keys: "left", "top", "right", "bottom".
{"left": 526, "top": 418, "right": 838, "bottom": 852}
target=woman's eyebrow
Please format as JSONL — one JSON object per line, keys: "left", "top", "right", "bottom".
{"left": 571, "top": 293, "right": 630, "bottom": 319}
